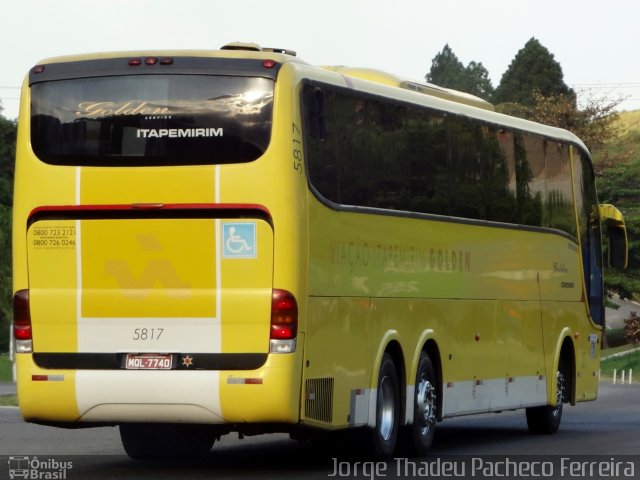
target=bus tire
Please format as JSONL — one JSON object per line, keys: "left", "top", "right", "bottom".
{"left": 370, "top": 353, "right": 400, "bottom": 458}
{"left": 525, "top": 362, "right": 567, "bottom": 434}
{"left": 404, "top": 352, "right": 437, "bottom": 456}
{"left": 119, "top": 423, "right": 215, "bottom": 458}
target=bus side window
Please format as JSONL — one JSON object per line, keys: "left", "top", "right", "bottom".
{"left": 574, "top": 150, "right": 604, "bottom": 325}
{"left": 305, "top": 87, "right": 327, "bottom": 140}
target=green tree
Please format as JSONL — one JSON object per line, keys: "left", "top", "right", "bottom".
{"left": 426, "top": 45, "right": 494, "bottom": 101}
{"left": 0, "top": 115, "right": 16, "bottom": 206}
{"left": 426, "top": 44, "right": 467, "bottom": 90}
{"left": 494, "top": 37, "right": 574, "bottom": 106}
{"left": 463, "top": 61, "right": 494, "bottom": 101}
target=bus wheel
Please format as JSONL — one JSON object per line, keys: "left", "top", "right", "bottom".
{"left": 119, "top": 423, "right": 216, "bottom": 458}
{"left": 526, "top": 365, "right": 566, "bottom": 434}
{"left": 406, "top": 352, "right": 437, "bottom": 455}
{"left": 370, "top": 353, "right": 400, "bottom": 458}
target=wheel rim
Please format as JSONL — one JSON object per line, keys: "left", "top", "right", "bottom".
{"left": 552, "top": 370, "right": 565, "bottom": 419}
{"left": 416, "top": 374, "right": 436, "bottom": 436}
{"left": 378, "top": 375, "right": 395, "bottom": 440}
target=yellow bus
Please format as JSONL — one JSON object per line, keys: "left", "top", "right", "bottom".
{"left": 13, "top": 42, "right": 627, "bottom": 458}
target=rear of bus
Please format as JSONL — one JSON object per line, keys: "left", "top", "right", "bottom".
{"left": 12, "top": 49, "right": 306, "bottom": 453}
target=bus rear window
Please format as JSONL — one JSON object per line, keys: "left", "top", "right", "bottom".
{"left": 31, "top": 75, "right": 274, "bottom": 166}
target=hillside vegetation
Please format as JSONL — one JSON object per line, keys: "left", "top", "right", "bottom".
{"left": 593, "top": 110, "right": 640, "bottom": 300}
{"left": 616, "top": 110, "right": 640, "bottom": 136}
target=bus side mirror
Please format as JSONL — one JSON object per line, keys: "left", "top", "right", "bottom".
{"left": 599, "top": 204, "right": 628, "bottom": 269}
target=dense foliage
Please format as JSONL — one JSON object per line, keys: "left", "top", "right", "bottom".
{"left": 498, "top": 90, "right": 622, "bottom": 149}
{"left": 425, "top": 44, "right": 494, "bottom": 101}
{"left": 592, "top": 122, "right": 640, "bottom": 302}
{"left": 493, "top": 37, "right": 574, "bottom": 106}
{"left": 0, "top": 105, "right": 15, "bottom": 353}
{"left": 426, "top": 38, "right": 574, "bottom": 108}
{"left": 624, "top": 311, "right": 640, "bottom": 344}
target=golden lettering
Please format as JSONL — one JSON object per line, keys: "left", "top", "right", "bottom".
{"left": 329, "top": 239, "right": 471, "bottom": 273}
{"left": 76, "top": 101, "right": 170, "bottom": 118}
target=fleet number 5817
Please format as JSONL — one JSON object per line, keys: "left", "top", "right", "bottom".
{"left": 132, "top": 328, "right": 164, "bottom": 341}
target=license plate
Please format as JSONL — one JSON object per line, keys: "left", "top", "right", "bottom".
{"left": 125, "top": 354, "right": 173, "bottom": 370}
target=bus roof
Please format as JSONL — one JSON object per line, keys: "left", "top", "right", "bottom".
{"left": 297, "top": 63, "right": 589, "bottom": 154}
{"left": 320, "top": 66, "right": 495, "bottom": 111}
{"left": 31, "top": 42, "right": 306, "bottom": 68}
{"left": 29, "top": 42, "right": 589, "bottom": 155}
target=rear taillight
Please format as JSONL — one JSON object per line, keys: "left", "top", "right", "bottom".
{"left": 270, "top": 289, "right": 297, "bottom": 354}
{"left": 13, "top": 289, "right": 33, "bottom": 353}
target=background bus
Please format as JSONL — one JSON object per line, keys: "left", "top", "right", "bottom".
{"left": 13, "top": 42, "right": 627, "bottom": 458}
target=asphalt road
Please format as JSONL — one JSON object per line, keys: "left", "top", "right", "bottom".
{"left": 1, "top": 382, "right": 638, "bottom": 480}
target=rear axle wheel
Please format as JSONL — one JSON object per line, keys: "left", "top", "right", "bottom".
{"left": 370, "top": 353, "right": 400, "bottom": 458}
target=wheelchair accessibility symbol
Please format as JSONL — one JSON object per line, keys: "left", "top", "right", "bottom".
{"left": 222, "top": 222, "right": 257, "bottom": 258}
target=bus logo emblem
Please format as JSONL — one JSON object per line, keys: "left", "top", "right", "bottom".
{"left": 222, "top": 223, "right": 256, "bottom": 258}
{"left": 8, "top": 456, "right": 30, "bottom": 479}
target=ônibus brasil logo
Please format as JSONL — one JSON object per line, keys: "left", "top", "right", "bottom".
{"left": 8, "top": 456, "right": 72, "bottom": 479}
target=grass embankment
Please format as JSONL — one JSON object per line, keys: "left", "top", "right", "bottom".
{"left": 0, "top": 395, "right": 16, "bottom": 406}
{"left": 600, "top": 346, "right": 640, "bottom": 379}
{"left": 0, "top": 354, "right": 17, "bottom": 406}
{"left": 0, "top": 354, "right": 12, "bottom": 382}
{"left": 616, "top": 110, "right": 640, "bottom": 136}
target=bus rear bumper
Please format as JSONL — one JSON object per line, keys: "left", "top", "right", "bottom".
{"left": 16, "top": 350, "right": 302, "bottom": 426}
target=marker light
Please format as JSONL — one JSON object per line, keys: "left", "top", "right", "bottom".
{"left": 145, "top": 57, "right": 158, "bottom": 65}
{"left": 159, "top": 57, "right": 174, "bottom": 65}
{"left": 263, "top": 59, "right": 276, "bottom": 69}
{"left": 32, "top": 65, "right": 45, "bottom": 74}
{"left": 129, "top": 58, "right": 142, "bottom": 66}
